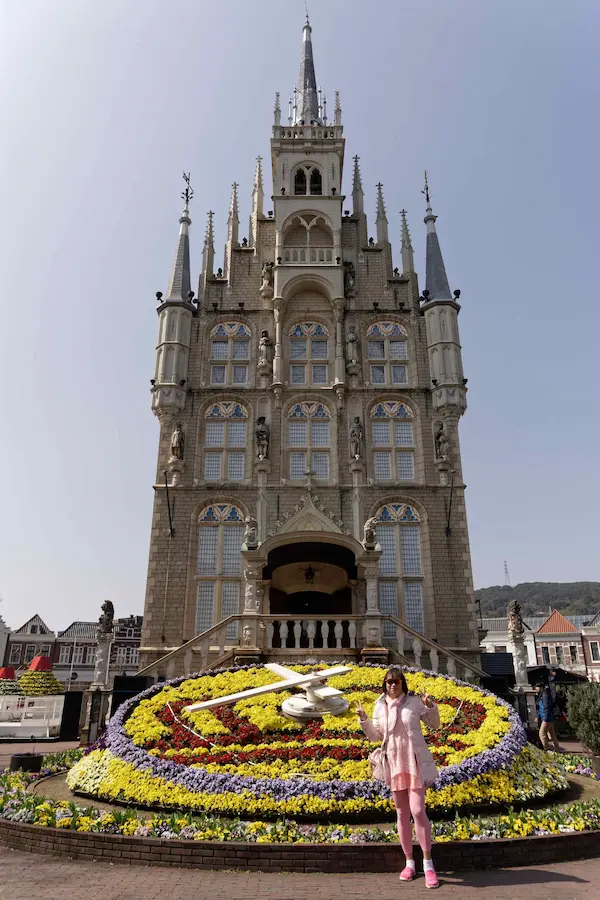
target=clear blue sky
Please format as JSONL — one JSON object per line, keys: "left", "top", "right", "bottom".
{"left": 1, "top": 0, "right": 599, "bottom": 631}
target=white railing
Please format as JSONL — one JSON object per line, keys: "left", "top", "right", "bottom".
{"left": 0, "top": 695, "right": 65, "bottom": 739}
{"left": 266, "top": 617, "right": 362, "bottom": 651}
{"left": 282, "top": 246, "right": 335, "bottom": 265}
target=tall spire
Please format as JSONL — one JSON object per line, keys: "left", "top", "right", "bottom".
{"left": 334, "top": 91, "right": 342, "bottom": 125}
{"left": 165, "top": 173, "right": 193, "bottom": 300}
{"left": 294, "top": 15, "right": 321, "bottom": 125}
{"left": 375, "top": 183, "right": 389, "bottom": 243}
{"left": 423, "top": 171, "right": 452, "bottom": 300}
{"left": 352, "top": 156, "right": 364, "bottom": 215}
{"left": 252, "top": 156, "right": 264, "bottom": 217}
{"left": 400, "top": 209, "right": 415, "bottom": 274}
{"left": 227, "top": 182, "right": 239, "bottom": 246}
{"left": 202, "top": 210, "right": 215, "bottom": 279}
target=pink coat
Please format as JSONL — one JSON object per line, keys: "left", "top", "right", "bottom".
{"left": 360, "top": 693, "right": 440, "bottom": 787}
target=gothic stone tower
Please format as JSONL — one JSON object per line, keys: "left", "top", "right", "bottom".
{"left": 140, "top": 19, "right": 480, "bottom": 676}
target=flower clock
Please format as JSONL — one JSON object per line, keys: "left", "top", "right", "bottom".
{"left": 67, "top": 665, "right": 567, "bottom": 821}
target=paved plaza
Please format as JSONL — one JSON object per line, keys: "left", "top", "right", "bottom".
{"left": 0, "top": 848, "right": 597, "bottom": 900}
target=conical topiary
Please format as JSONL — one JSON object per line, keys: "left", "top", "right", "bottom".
{"left": 18, "top": 670, "right": 64, "bottom": 696}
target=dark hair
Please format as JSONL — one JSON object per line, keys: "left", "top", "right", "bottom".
{"left": 382, "top": 666, "right": 408, "bottom": 695}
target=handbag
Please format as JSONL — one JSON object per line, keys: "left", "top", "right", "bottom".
{"left": 369, "top": 741, "right": 391, "bottom": 785}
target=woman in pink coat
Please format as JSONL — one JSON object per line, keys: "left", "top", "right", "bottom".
{"left": 357, "top": 666, "right": 440, "bottom": 888}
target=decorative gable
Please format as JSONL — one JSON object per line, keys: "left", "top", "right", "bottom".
{"left": 14, "top": 614, "right": 53, "bottom": 636}
{"left": 269, "top": 493, "right": 350, "bottom": 537}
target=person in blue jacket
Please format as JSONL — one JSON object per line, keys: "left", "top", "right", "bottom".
{"left": 536, "top": 682, "right": 561, "bottom": 751}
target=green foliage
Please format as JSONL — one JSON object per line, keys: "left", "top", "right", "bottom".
{"left": 567, "top": 683, "right": 600, "bottom": 755}
{"left": 476, "top": 582, "right": 600, "bottom": 618}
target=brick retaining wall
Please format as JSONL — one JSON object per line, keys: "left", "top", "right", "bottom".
{"left": 0, "top": 819, "right": 599, "bottom": 871}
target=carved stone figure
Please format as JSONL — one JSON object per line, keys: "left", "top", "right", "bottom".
{"left": 242, "top": 625, "right": 253, "bottom": 647}
{"left": 507, "top": 599, "right": 525, "bottom": 637}
{"left": 170, "top": 423, "right": 185, "bottom": 460}
{"left": 363, "top": 516, "right": 378, "bottom": 550}
{"left": 434, "top": 422, "right": 449, "bottom": 461}
{"left": 259, "top": 261, "right": 274, "bottom": 298}
{"left": 366, "top": 625, "right": 380, "bottom": 647}
{"left": 346, "top": 325, "right": 358, "bottom": 365}
{"left": 349, "top": 416, "right": 363, "bottom": 460}
{"left": 243, "top": 515, "right": 259, "bottom": 549}
{"left": 343, "top": 261, "right": 355, "bottom": 297}
{"left": 258, "top": 331, "right": 273, "bottom": 367}
{"left": 98, "top": 600, "right": 114, "bottom": 635}
{"left": 255, "top": 417, "right": 270, "bottom": 459}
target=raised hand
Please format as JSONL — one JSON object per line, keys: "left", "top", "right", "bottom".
{"left": 421, "top": 692, "right": 434, "bottom": 708}
{"left": 356, "top": 700, "right": 368, "bottom": 722}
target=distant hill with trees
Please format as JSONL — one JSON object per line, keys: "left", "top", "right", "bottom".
{"left": 475, "top": 583, "right": 600, "bottom": 619}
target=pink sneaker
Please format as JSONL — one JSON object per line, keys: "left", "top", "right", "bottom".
{"left": 399, "top": 866, "right": 416, "bottom": 881}
{"left": 424, "top": 869, "right": 439, "bottom": 889}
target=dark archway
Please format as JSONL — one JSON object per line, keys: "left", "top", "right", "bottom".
{"left": 264, "top": 542, "right": 357, "bottom": 580}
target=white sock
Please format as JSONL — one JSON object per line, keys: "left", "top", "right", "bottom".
{"left": 404, "top": 858, "right": 416, "bottom": 871}
{"left": 423, "top": 859, "right": 435, "bottom": 873}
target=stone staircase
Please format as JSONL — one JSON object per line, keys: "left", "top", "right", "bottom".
{"left": 138, "top": 614, "right": 485, "bottom": 683}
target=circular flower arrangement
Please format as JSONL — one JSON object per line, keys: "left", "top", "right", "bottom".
{"left": 67, "top": 665, "right": 568, "bottom": 821}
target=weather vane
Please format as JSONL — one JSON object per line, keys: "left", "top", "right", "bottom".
{"left": 182, "top": 171, "right": 194, "bottom": 205}
{"left": 422, "top": 170, "right": 431, "bottom": 205}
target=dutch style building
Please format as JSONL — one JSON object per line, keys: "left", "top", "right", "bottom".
{"left": 140, "top": 19, "right": 481, "bottom": 679}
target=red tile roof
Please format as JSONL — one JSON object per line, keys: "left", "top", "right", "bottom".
{"left": 537, "top": 609, "right": 579, "bottom": 634}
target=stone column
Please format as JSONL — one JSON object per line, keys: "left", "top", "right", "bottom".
{"left": 235, "top": 551, "right": 264, "bottom": 665}
{"left": 81, "top": 631, "right": 113, "bottom": 745}
{"left": 333, "top": 298, "right": 346, "bottom": 388}
{"left": 272, "top": 298, "right": 285, "bottom": 385}
{"left": 350, "top": 460, "right": 364, "bottom": 542}
{"left": 357, "top": 551, "right": 387, "bottom": 664}
{"left": 254, "top": 459, "right": 270, "bottom": 542}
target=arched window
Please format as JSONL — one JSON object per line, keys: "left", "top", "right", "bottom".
{"left": 370, "top": 401, "right": 415, "bottom": 481}
{"left": 210, "top": 323, "right": 250, "bottom": 385}
{"left": 204, "top": 402, "right": 248, "bottom": 482}
{"left": 292, "top": 165, "right": 323, "bottom": 196}
{"left": 289, "top": 323, "right": 329, "bottom": 385}
{"left": 375, "top": 503, "right": 424, "bottom": 635}
{"left": 287, "top": 401, "right": 331, "bottom": 480}
{"left": 294, "top": 168, "right": 307, "bottom": 195}
{"left": 196, "top": 504, "right": 244, "bottom": 635}
{"left": 367, "top": 322, "right": 409, "bottom": 386}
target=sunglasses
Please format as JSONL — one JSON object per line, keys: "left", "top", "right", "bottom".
{"left": 385, "top": 678, "right": 402, "bottom": 686}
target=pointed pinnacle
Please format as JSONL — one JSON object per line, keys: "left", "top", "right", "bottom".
{"left": 352, "top": 156, "right": 363, "bottom": 192}
{"left": 274, "top": 91, "right": 281, "bottom": 113}
{"left": 376, "top": 183, "right": 388, "bottom": 221}
{"left": 204, "top": 210, "right": 214, "bottom": 246}
{"left": 254, "top": 156, "right": 264, "bottom": 190}
{"left": 401, "top": 209, "right": 413, "bottom": 247}
{"left": 335, "top": 90, "right": 341, "bottom": 111}
{"left": 229, "top": 183, "right": 239, "bottom": 220}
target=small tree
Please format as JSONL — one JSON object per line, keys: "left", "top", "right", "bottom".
{"left": 567, "top": 682, "right": 600, "bottom": 756}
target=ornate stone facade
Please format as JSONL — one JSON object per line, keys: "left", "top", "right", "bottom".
{"left": 140, "top": 19, "right": 480, "bottom": 673}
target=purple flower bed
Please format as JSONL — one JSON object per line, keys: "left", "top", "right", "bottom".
{"left": 104, "top": 664, "right": 527, "bottom": 803}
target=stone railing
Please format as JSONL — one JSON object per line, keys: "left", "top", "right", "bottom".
{"left": 282, "top": 246, "right": 335, "bottom": 265}
{"left": 138, "top": 614, "right": 485, "bottom": 683}
{"left": 274, "top": 126, "right": 343, "bottom": 141}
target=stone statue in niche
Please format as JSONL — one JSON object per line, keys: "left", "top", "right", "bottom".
{"left": 434, "top": 422, "right": 449, "bottom": 461}
{"left": 349, "top": 416, "right": 363, "bottom": 460}
{"left": 98, "top": 600, "right": 114, "bottom": 635}
{"left": 258, "top": 331, "right": 273, "bottom": 367}
{"left": 255, "top": 417, "right": 270, "bottom": 459}
{"left": 362, "top": 516, "right": 378, "bottom": 550}
{"left": 346, "top": 325, "right": 358, "bottom": 365}
{"left": 343, "top": 261, "right": 356, "bottom": 298}
{"left": 259, "top": 261, "right": 274, "bottom": 298}
{"left": 507, "top": 599, "right": 525, "bottom": 637}
{"left": 243, "top": 515, "right": 259, "bottom": 550}
{"left": 170, "top": 423, "right": 185, "bottom": 460}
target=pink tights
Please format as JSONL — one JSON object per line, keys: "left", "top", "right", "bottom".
{"left": 392, "top": 788, "right": 432, "bottom": 856}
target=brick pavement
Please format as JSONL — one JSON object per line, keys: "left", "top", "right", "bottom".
{"left": 0, "top": 848, "right": 597, "bottom": 900}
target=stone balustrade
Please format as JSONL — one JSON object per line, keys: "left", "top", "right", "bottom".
{"left": 138, "top": 614, "right": 485, "bottom": 683}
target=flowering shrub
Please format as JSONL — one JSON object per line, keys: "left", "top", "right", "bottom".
{"left": 66, "top": 664, "right": 568, "bottom": 821}
{"left": 0, "top": 679, "right": 22, "bottom": 695}
{"left": 0, "top": 751, "right": 596, "bottom": 845}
